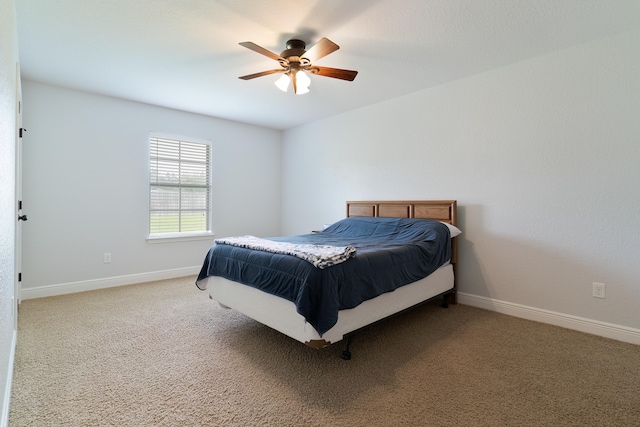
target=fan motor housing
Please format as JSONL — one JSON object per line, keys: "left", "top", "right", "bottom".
{"left": 280, "top": 39, "right": 307, "bottom": 60}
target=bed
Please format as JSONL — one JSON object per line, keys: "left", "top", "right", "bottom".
{"left": 196, "top": 200, "right": 459, "bottom": 357}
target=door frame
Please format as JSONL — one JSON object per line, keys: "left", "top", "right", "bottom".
{"left": 14, "top": 62, "right": 23, "bottom": 330}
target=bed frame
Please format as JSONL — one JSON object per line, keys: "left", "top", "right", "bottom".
{"left": 202, "top": 200, "right": 458, "bottom": 358}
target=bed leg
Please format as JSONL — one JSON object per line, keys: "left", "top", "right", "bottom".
{"left": 341, "top": 334, "right": 354, "bottom": 360}
{"left": 440, "top": 292, "right": 450, "bottom": 308}
{"left": 447, "top": 291, "right": 457, "bottom": 305}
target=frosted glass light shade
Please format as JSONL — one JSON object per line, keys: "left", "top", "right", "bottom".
{"left": 296, "top": 85, "right": 310, "bottom": 95}
{"left": 296, "top": 71, "right": 311, "bottom": 92}
{"left": 275, "top": 74, "right": 290, "bottom": 92}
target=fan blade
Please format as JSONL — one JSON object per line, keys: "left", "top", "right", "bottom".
{"left": 303, "top": 37, "right": 339, "bottom": 62}
{"left": 239, "top": 69, "right": 284, "bottom": 80}
{"left": 311, "top": 66, "right": 358, "bottom": 81}
{"left": 239, "top": 42, "right": 284, "bottom": 61}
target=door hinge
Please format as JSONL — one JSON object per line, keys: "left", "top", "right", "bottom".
{"left": 19, "top": 128, "right": 26, "bottom": 138}
{"left": 18, "top": 273, "right": 22, "bottom": 282}
{"left": 18, "top": 200, "right": 22, "bottom": 210}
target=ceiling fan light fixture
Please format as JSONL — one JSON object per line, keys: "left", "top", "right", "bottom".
{"left": 275, "top": 73, "right": 290, "bottom": 92}
{"left": 295, "top": 70, "right": 311, "bottom": 95}
{"left": 239, "top": 37, "right": 357, "bottom": 94}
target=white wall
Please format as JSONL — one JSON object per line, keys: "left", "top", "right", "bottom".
{"left": 21, "top": 81, "right": 282, "bottom": 291}
{"left": 0, "top": 0, "right": 18, "bottom": 422}
{"left": 281, "top": 29, "right": 640, "bottom": 334}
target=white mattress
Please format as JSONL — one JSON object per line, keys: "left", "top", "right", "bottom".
{"left": 204, "top": 263, "right": 455, "bottom": 347}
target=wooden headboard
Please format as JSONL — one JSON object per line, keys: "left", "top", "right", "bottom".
{"left": 346, "top": 200, "right": 457, "bottom": 225}
{"left": 346, "top": 200, "right": 458, "bottom": 301}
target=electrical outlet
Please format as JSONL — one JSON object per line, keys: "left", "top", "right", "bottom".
{"left": 104, "top": 253, "right": 112, "bottom": 264}
{"left": 592, "top": 282, "right": 605, "bottom": 299}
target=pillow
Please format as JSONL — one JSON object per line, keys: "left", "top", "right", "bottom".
{"left": 440, "top": 221, "right": 462, "bottom": 238}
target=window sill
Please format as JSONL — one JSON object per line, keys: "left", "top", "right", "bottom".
{"left": 147, "top": 232, "right": 214, "bottom": 244}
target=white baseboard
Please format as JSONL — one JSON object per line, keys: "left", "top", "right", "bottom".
{"left": 457, "top": 292, "right": 640, "bottom": 346}
{"left": 20, "top": 266, "right": 201, "bottom": 300}
{"left": 1, "top": 330, "right": 16, "bottom": 427}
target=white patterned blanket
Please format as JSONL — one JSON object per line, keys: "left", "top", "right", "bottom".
{"left": 214, "top": 235, "right": 356, "bottom": 269}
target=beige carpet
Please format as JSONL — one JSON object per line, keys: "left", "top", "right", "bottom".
{"left": 9, "top": 276, "right": 640, "bottom": 426}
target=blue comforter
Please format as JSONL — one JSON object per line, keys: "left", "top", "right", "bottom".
{"left": 196, "top": 216, "right": 452, "bottom": 336}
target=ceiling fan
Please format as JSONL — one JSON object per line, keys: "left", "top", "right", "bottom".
{"left": 238, "top": 37, "right": 358, "bottom": 95}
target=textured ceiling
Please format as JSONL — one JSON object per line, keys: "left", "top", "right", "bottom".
{"left": 15, "top": 0, "right": 640, "bottom": 130}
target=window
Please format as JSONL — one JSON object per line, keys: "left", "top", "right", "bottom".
{"left": 149, "top": 134, "right": 211, "bottom": 240}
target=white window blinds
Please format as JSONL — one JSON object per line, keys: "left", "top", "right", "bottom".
{"left": 149, "top": 135, "right": 211, "bottom": 236}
